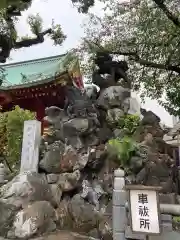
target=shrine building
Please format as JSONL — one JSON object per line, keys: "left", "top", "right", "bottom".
{"left": 0, "top": 53, "right": 84, "bottom": 124}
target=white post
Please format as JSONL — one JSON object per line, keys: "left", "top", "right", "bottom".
{"left": 20, "top": 120, "right": 41, "bottom": 173}
{"left": 113, "top": 168, "right": 127, "bottom": 240}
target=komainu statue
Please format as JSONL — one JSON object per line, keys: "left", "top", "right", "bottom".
{"left": 92, "top": 51, "right": 130, "bottom": 89}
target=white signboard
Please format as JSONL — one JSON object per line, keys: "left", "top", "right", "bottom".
{"left": 129, "top": 189, "right": 160, "bottom": 234}
{"left": 20, "top": 120, "right": 41, "bottom": 173}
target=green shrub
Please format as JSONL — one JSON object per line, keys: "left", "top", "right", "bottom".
{"left": 107, "top": 136, "right": 138, "bottom": 169}
{"left": 118, "top": 114, "right": 140, "bottom": 135}
{"left": 173, "top": 216, "right": 180, "bottom": 223}
{"left": 0, "top": 106, "right": 35, "bottom": 169}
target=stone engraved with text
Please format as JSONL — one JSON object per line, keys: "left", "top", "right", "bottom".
{"left": 20, "top": 120, "right": 41, "bottom": 173}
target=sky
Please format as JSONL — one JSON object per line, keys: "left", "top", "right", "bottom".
{"left": 5, "top": 0, "right": 174, "bottom": 126}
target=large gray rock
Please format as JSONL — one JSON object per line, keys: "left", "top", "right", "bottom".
{"left": 140, "top": 108, "right": 161, "bottom": 125}
{"left": 56, "top": 195, "right": 100, "bottom": 234}
{"left": 49, "top": 184, "right": 62, "bottom": 206}
{"left": 9, "top": 201, "right": 56, "bottom": 239}
{"left": 39, "top": 141, "right": 65, "bottom": 173}
{"left": 98, "top": 200, "right": 113, "bottom": 240}
{"left": 68, "top": 194, "right": 100, "bottom": 233}
{"left": 66, "top": 136, "right": 84, "bottom": 150}
{"left": 87, "top": 144, "right": 107, "bottom": 171}
{"left": 44, "top": 106, "right": 69, "bottom": 129}
{"left": 83, "top": 133, "right": 100, "bottom": 148}
{"left": 121, "top": 97, "right": 130, "bottom": 113}
{"left": 0, "top": 172, "right": 54, "bottom": 208}
{"left": 55, "top": 199, "right": 72, "bottom": 230}
{"left": 56, "top": 195, "right": 112, "bottom": 238}
{"left": 42, "top": 128, "right": 65, "bottom": 144}
{"left": 81, "top": 180, "right": 104, "bottom": 210}
{"left": 97, "top": 86, "right": 130, "bottom": 110}
{"left": 46, "top": 174, "right": 59, "bottom": 184}
{"left": 59, "top": 145, "right": 80, "bottom": 173}
{"left": 121, "top": 96, "right": 140, "bottom": 114}
{"left": 63, "top": 118, "right": 98, "bottom": 137}
{"left": 60, "top": 145, "right": 89, "bottom": 173}
{"left": 97, "top": 126, "right": 113, "bottom": 144}
{"left": 113, "top": 128, "right": 127, "bottom": 138}
{"left": 98, "top": 216, "right": 112, "bottom": 240}
{"left": 106, "top": 108, "right": 124, "bottom": 126}
{"left": 0, "top": 202, "right": 17, "bottom": 237}
{"left": 57, "top": 170, "right": 81, "bottom": 192}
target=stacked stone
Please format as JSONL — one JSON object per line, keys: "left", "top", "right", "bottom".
{"left": 0, "top": 84, "right": 132, "bottom": 239}
{"left": 0, "top": 83, "right": 179, "bottom": 239}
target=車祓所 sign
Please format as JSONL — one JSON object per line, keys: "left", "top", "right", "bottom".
{"left": 128, "top": 186, "right": 161, "bottom": 235}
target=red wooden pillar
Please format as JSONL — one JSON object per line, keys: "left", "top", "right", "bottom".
{"left": 34, "top": 98, "right": 45, "bottom": 134}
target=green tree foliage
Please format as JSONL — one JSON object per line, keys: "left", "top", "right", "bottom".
{"left": 71, "top": 0, "right": 95, "bottom": 13}
{"left": 0, "top": 0, "right": 96, "bottom": 64}
{"left": 0, "top": 0, "right": 66, "bottom": 63}
{"left": 0, "top": 111, "right": 7, "bottom": 157}
{"left": 0, "top": 106, "right": 35, "bottom": 169}
{"left": 0, "top": 0, "right": 31, "bottom": 10}
{"left": 77, "top": 0, "right": 180, "bottom": 116}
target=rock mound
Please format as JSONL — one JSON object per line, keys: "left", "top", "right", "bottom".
{"left": 0, "top": 84, "right": 179, "bottom": 239}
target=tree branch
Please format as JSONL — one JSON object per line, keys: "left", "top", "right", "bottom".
{"left": 86, "top": 40, "right": 180, "bottom": 74}
{"left": 110, "top": 50, "right": 180, "bottom": 74}
{"left": 0, "top": 0, "right": 53, "bottom": 63}
{"left": 135, "top": 57, "right": 180, "bottom": 74}
{"left": 153, "top": 0, "right": 180, "bottom": 28}
{"left": 0, "top": 29, "right": 52, "bottom": 63}
{"left": 14, "top": 28, "right": 52, "bottom": 49}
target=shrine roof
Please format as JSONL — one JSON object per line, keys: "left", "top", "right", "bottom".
{"left": 0, "top": 53, "right": 74, "bottom": 90}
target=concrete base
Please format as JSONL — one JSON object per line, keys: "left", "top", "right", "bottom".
{"left": 149, "top": 231, "right": 180, "bottom": 240}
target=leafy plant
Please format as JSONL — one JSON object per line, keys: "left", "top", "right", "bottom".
{"left": 173, "top": 216, "right": 180, "bottom": 223}
{"left": 0, "top": 106, "right": 35, "bottom": 170}
{"left": 0, "top": 112, "right": 8, "bottom": 157}
{"left": 107, "top": 137, "right": 138, "bottom": 169}
{"left": 118, "top": 114, "right": 140, "bottom": 135}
